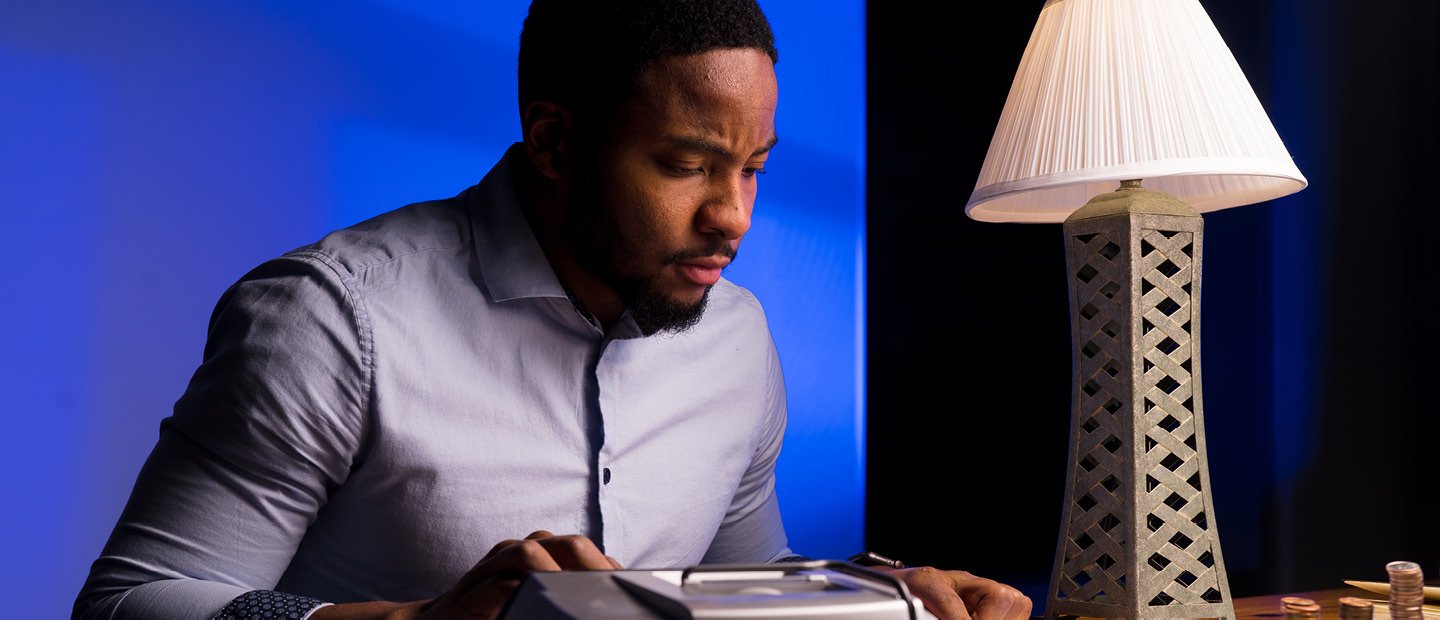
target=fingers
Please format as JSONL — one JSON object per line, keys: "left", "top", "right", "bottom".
{"left": 891, "top": 566, "right": 1033, "bottom": 620}
{"left": 481, "top": 530, "right": 555, "bottom": 560}
{"left": 949, "top": 571, "right": 1033, "bottom": 620}
{"left": 480, "top": 531, "right": 614, "bottom": 574}
{"left": 531, "top": 533, "right": 617, "bottom": 570}
{"left": 425, "top": 532, "right": 616, "bottom": 620}
{"left": 893, "top": 567, "right": 973, "bottom": 620}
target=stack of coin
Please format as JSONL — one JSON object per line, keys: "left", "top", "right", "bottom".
{"left": 1386, "top": 561, "right": 1426, "bottom": 620}
{"left": 1338, "top": 596, "right": 1374, "bottom": 620}
{"left": 1281, "top": 595, "right": 1321, "bottom": 617}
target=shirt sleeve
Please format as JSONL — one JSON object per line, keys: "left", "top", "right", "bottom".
{"left": 73, "top": 251, "right": 372, "bottom": 619}
{"left": 700, "top": 333, "right": 794, "bottom": 564}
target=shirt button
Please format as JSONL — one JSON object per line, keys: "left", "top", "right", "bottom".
{"left": 603, "top": 467, "right": 612, "bottom": 484}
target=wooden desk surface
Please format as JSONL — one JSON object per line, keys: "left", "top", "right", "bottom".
{"left": 1057, "top": 581, "right": 1440, "bottom": 619}
{"left": 1234, "top": 585, "right": 1374, "bottom": 618}
{"left": 1234, "top": 583, "right": 1440, "bottom": 619}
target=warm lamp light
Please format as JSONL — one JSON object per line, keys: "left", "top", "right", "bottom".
{"left": 966, "top": 0, "right": 1306, "bottom": 618}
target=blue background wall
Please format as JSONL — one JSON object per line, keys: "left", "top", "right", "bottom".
{"left": 0, "top": 1, "right": 865, "bottom": 615}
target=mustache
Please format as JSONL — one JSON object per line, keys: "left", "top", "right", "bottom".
{"left": 671, "top": 240, "right": 737, "bottom": 263}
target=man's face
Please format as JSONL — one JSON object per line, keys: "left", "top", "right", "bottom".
{"left": 565, "top": 48, "right": 778, "bottom": 335}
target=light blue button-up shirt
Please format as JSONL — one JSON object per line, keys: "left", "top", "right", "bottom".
{"left": 74, "top": 145, "right": 793, "bottom": 619}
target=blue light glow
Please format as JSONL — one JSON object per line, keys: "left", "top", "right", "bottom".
{"left": 0, "top": 1, "right": 864, "bottom": 613}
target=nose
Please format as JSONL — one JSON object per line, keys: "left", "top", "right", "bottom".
{"left": 695, "top": 173, "right": 753, "bottom": 241}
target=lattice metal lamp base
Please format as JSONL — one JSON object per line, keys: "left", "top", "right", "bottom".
{"left": 1046, "top": 181, "right": 1234, "bottom": 620}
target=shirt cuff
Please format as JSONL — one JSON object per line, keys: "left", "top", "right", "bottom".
{"left": 211, "top": 590, "right": 330, "bottom": 620}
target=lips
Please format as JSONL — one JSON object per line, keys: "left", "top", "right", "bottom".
{"left": 677, "top": 258, "right": 728, "bottom": 286}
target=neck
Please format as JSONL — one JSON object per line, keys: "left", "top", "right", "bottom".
{"left": 511, "top": 157, "right": 625, "bottom": 330}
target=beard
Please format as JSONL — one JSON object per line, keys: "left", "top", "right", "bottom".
{"left": 564, "top": 164, "right": 735, "bottom": 337}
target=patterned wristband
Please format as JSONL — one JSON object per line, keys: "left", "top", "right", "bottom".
{"left": 212, "top": 590, "right": 329, "bottom": 620}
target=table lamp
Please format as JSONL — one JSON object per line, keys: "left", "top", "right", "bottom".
{"left": 965, "top": 1, "right": 1307, "bottom": 618}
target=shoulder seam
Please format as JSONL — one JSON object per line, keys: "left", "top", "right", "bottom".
{"left": 285, "top": 250, "right": 378, "bottom": 474}
{"left": 301, "top": 237, "right": 473, "bottom": 276}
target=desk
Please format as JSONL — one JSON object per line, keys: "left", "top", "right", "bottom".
{"left": 1233, "top": 583, "right": 1440, "bottom": 619}
{"left": 1059, "top": 581, "right": 1440, "bottom": 619}
{"left": 1235, "top": 585, "right": 1376, "bottom": 617}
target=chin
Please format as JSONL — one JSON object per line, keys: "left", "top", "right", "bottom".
{"left": 630, "top": 284, "right": 713, "bottom": 336}
{"left": 672, "top": 287, "right": 710, "bottom": 306}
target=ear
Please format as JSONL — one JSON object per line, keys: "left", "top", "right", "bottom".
{"left": 521, "top": 99, "right": 573, "bottom": 181}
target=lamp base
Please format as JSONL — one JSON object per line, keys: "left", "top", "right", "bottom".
{"left": 1045, "top": 182, "right": 1234, "bottom": 619}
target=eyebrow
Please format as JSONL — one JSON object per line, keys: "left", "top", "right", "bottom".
{"left": 664, "top": 134, "right": 780, "bottom": 158}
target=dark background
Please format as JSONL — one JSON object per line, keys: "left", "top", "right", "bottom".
{"left": 866, "top": 0, "right": 1440, "bottom": 604}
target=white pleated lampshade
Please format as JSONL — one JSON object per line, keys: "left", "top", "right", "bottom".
{"left": 966, "top": 0, "right": 1307, "bottom": 223}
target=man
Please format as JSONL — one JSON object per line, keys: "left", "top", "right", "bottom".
{"left": 75, "top": 2, "right": 1032, "bottom": 619}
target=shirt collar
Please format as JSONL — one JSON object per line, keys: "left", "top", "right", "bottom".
{"left": 468, "top": 144, "right": 570, "bottom": 303}
{"left": 467, "top": 144, "right": 644, "bottom": 338}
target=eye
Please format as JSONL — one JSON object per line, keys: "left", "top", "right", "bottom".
{"left": 742, "top": 166, "right": 768, "bottom": 178}
{"left": 662, "top": 162, "right": 704, "bottom": 176}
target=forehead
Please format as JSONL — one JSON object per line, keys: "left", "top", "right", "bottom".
{"left": 640, "top": 48, "right": 778, "bottom": 101}
{"left": 621, "top": 48, "right": 778, "bottom": 141}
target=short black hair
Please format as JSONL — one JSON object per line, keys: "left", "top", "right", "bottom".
{"left": 518, "top": 0, "right": 779, "bottom": 125}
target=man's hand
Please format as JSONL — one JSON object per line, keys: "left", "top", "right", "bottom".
{"left": 311, "top": 530, "right": 620, "bottom": 620}
{"left": 879, "top": 566, "right": 1032, "bottom": 620}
